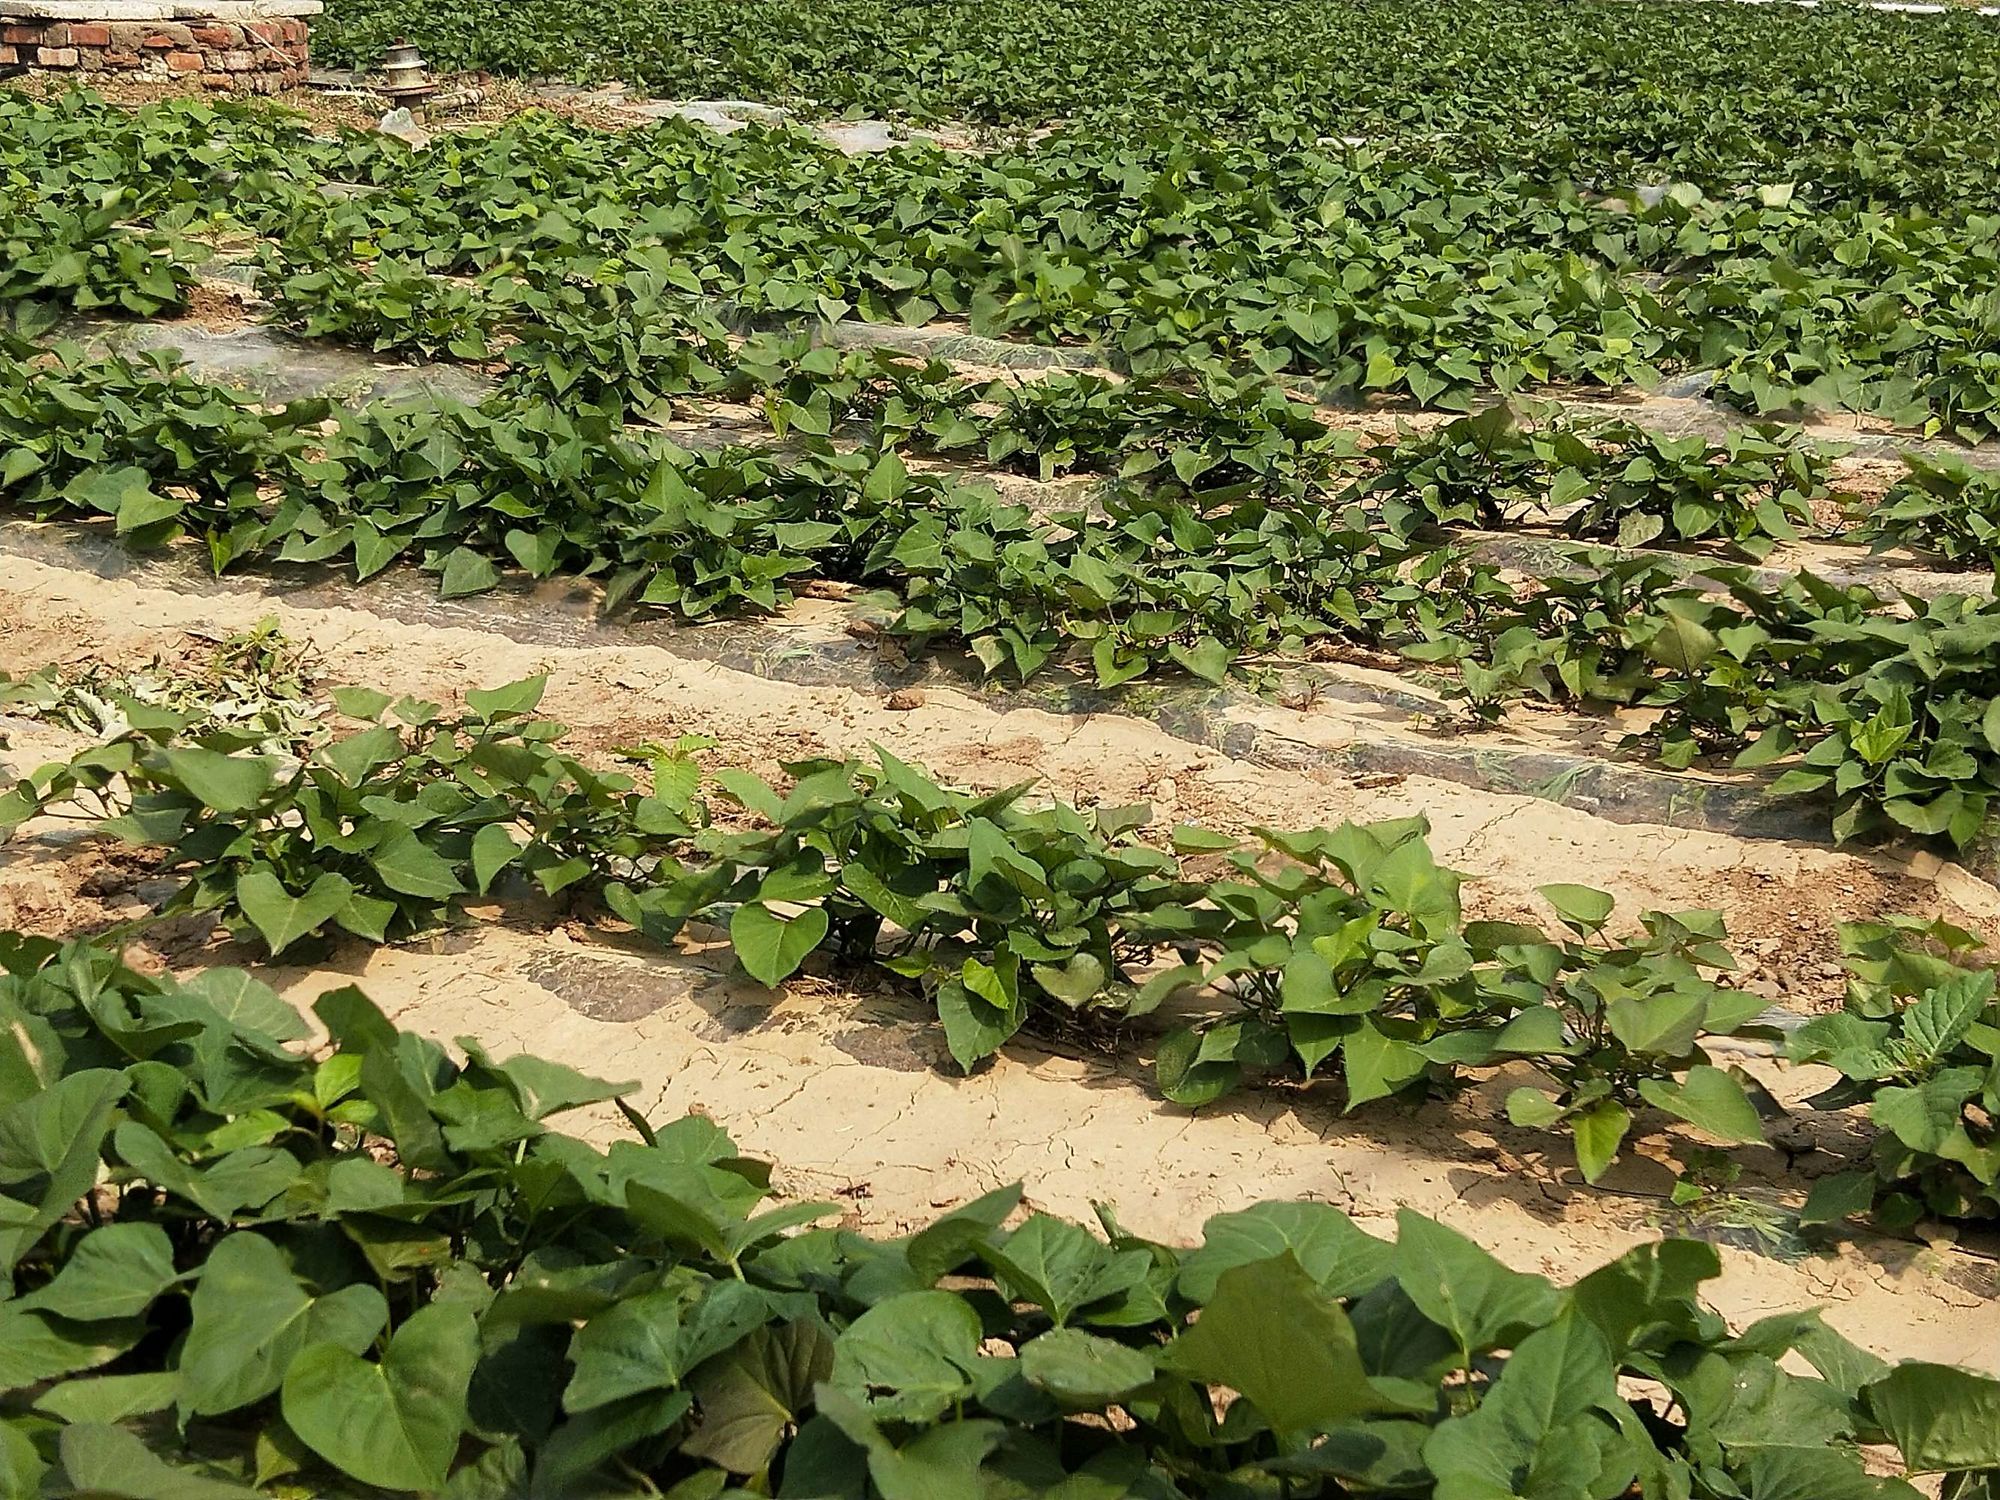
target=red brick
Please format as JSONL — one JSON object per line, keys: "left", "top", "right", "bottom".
{"left": 103, "top": 49, "right": 141, "bottom": 67}
{"left": 190, "top": 25, "right": 235, "bottom": 46}
{"left": 0, "top": 43, "right": 14, "bottom": 63}
{"left": 2, "top": 25, "right": 41, "bottom": 44}
{"left": 69, "top": 23, "right": 110, "bottom": 46}
{"left": 166, "top": 48, "right": 202, "bottom": 71}
{"left": 140, "top": 34, "right": 175, "bottom": 48}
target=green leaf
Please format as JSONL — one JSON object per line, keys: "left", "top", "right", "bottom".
{"left": 714, "top": 769, "right": 784, "bottom": 822}
{"left": 1017, "top": 1328, "right": 1155, "bottom": 1405}
{"left": 1905, "top": 971, "right": 1993, "bottom": 1064}
{"left": 281, "top": 1302, "right": 479, "bottom": 1493}
{"left": 16, "top": 1224, "right": 175, "bottom": 1321}
{"left": 1800, "top": 1170, "right": 1876, "bottom": 1227}
{"left": 1506, "top": 1087, "right": 1564, "bottom": 1128}
{"left": 1872, "top": 1070, "right": 1986, "bottom": 1157}
{"left": 816, "top": 1387, "right": 1004, "bottom": 1500}
{"left": 466, "top": 675, "right": 547, "bottom": 719}
{"left": 319, "top": 725, "right": 402, "bottom": 787}
{"left": 1167, "top": 636, "right": 1231, "bottom": 684}
{"left": 1177, "top": 1201, "right": 1393, "bottom": 1303}
{"left": 1570, "top": 1099, "right": 1631, "bottom": 1184}
{"left": 904, "top": 1184, "right": 1024, "bottom": 1285}
{"left": 1868, "top": 1363, "right": 2000, "bottom": 1471}
{"left": 367, "top": 824, "right": 465, "bottom": 899}
{"left": 52, "top": 1424, "right": 259, "bottom": 1499}
{"left": 0, "top": 1068, "right": 125, "bottom": 1273}
{"left": 1162, "top": 1252, "right": 1401, "bottom": 1434}
{"left": 178, "top": 969, "right": 310, "bottom": 1043}
{"left": 1539, "top": 884, "right": 1614, "bottom": 933}
{"left": 331, "top": 686, "right": 393, "bottom": 720}
{"left": 937, "top": 959, "right": 1027, "bottom": 1072}
{"left": 682, "top": 1321, "right": 836, "bottom": 1474}
{"left": 977, "top": 1213, "right": 1148, "bottom": 1326}
{"left": 34, "top": 1372, "right": 178, "bottom": 1426}
{"left": 457, "top": 1040, "right": 632, "bottom": 1121}
{"left": 730, "top": 901, "right": 829, "bottom": 987}
{"left": 562, "top": 1291, "right": 686, "bottom": 1414}
{"left": 469, "top": 822, "right": 521, "bottom": 894}
{"left": 1343, "top": 1019, "right": 1429, "bottom": 1108}
{"left": 1643, "top": 602, "right": 1720, "bottom": 672}
{"left": 0, "top": 1307, "right": 143, "bottom": 1392}
{"left": 178, "top": 1233, "right": 388, "bottom": 1417}
{"left": 1393, "top": 1210, "right": 1560, "bottom": 1357}
{"left": 438, "top": 547, "right": 501, "bottom": 599}
{"left": 1605, "top": 989, "right": 1709, "bottom": 1057}
{"left": 1734, "top": 1447, "right": 1925, "bottom": 1500}
{"left": 534, "top": 1390, "right": 692, "bottom": 1492}
{"left": 234, "top": 870, "right": 354, "bottom": 956}
{"left": 157, "top": 747, "right": 272, "bottom": 813}
{"left": 830, "top": 1291, "right": 980, "bottom": 1422}
{"left": 1636, "top": 1066, "right": 1766, "bottom": 1144}
{"left": 1422, "top": 1313, "right": 1625, "bottom": 1500}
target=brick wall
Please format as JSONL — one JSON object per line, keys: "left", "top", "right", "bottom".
{"left": 0, "top": 15, "right": 310, "bottom": 91}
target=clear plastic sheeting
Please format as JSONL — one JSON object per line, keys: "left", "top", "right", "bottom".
{"left": 63, "top": 319, "right": 496, "bottom": 406}
{"left": 1464, "top": 529, "right": 1997, "bottom": 604}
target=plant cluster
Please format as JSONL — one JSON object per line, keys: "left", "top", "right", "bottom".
{"left": 1, "top": 930, "right": 1995, "bottom": 1497}
{"left": 1788, "top": 915, "right": 2000, "bottom": 1228}
{"left": 0, "top": 674, "right": 1868, "bottom": 1190}
{"left": 1847, "top": 449, "right": 2000, "bottom": 567}
{"left": 0, "top": 196, "right": 189, "bottom": 319}
{"left": 0, "top": 620, "right": 325, "bottom": 758}
{"left": 1363, "top": 404, "right": 1830, "bottom": 559}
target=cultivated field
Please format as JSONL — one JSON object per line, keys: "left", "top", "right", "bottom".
{"left": 2, "top": 0, "right": 1999, "bottom": 1493}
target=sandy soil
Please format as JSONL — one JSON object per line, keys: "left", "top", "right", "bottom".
{"left": 2, "top": 541, "right": 1997, "bottom": 1371}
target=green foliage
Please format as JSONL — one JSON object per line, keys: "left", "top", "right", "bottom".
{"left": 1366, "top": 403, "right": 1830, "bottom": 559}
{"left": 1790, "top": 918, "right": 2000, "bottom": 1226}
{"left": 0, "top": 930, "right": 1992, "bottom": 1495}
{"left": 5, "top": 679, "right": 1782, "bottom": 1178}
{"left": 0, "top": 676, "right": 709, "bottom": 952}
{"left": 18, "top": 72, "right": 2000, "bottom": 434}
{"left": 17, "top": 314, "right": 2000, "bottom": 848}
{"left": 305, "top": 0, "right": 2000, "bottom": 222}
{"left": 1847, "top": 450, "right": 2000, "bottom": 568}
{"left": 0, "top": 196, "right": 190, "bottom": 318}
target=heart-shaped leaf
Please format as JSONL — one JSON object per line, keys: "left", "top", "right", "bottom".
{"left": 235, "top": 871, "right": 355, "bottom": 956}
{"left": 281, "top": 1303, "right": 478, "bottom": 1493}
{"left": 729, "top": 901, "right": 829, "bottom": 987}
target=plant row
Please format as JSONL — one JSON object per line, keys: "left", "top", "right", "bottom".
{"left": 307, "top": 0, "right": 2000, "bottom": 216}
{"left": 0, "top": 924, "right": 1995, "bottom": 1496}
{"left": 14, "top": 330, "right": 2000, "bottom": 850}
{"left": 3, "top": 672, "right": 1996, "bottom": 1225}
{"left": 16, "top": 88, "right": 2000, "bottom": 436}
